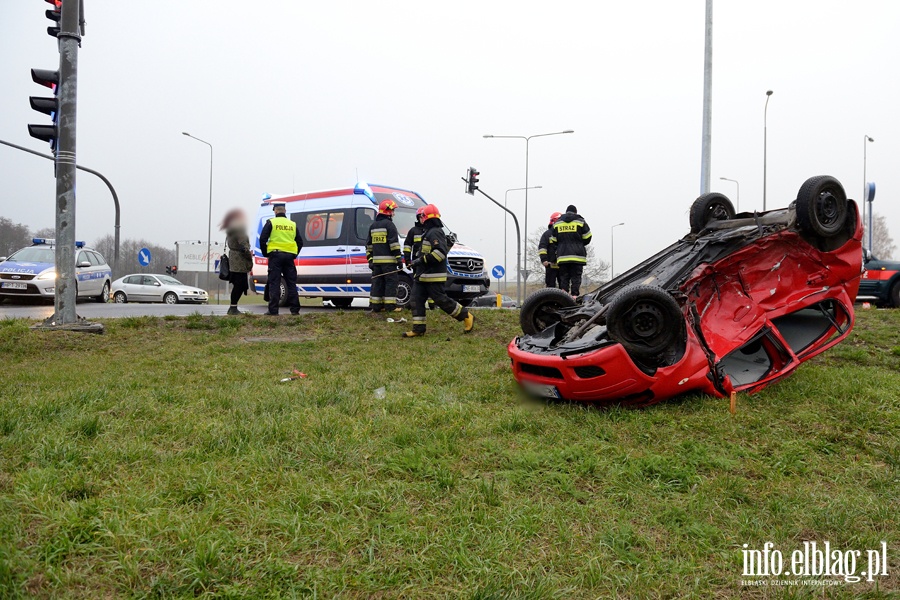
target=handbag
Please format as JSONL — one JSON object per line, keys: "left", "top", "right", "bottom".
{"left": 218, "top": 242, "right": 231, "bottom": 280}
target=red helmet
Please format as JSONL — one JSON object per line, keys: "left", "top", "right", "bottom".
{"left": 415, "top": 205, "right": 427, "bottom": 221}
{"left": 549, "top": 212, "right": 562, "bottom": 226}
{"left": 421, "top": 204, "right": 441, "bottom": 221}
{"left": 378, "top": 198, "right": 398, "bottom": 215}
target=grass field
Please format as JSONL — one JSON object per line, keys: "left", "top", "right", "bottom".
{"left": 0, "top": 308, "right": 898, "bottom": 598}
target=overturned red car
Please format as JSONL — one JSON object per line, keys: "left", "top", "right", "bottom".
{"left": 509, "top": 176, "right": 863, "bottom": 407}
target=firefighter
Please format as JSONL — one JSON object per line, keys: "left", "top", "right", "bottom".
{"left": 259, "top": 202, "right": 303, "bottom": 315}
{"left": 402, "top": 204, "right": 475, "bottom": 337}
{"left": 367, "top": 198, "right": 403, "bottom": 312}
{"left": 538, "top": 211, "right": 562, "bottom": 288}
{"left": 549, "top": 204, "right": 592, "bottom": 296}
{"left": 402, "top": 206, "right": 434, "bottom": 310}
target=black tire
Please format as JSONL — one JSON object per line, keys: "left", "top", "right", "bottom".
{"left": 330, "top": 297, "right": 353, "bottom": 309}
{"left": 95, "top": 281, "right": 110, "bottom": 303}
{"left": 113, "top": 291, "right": 127, "bottom": 304}
{"left": 689, "top": 193, "right": 736, "bottom": 233}
{"left": 796, "top": 176, "right": 848, "bottom": 238}
{"left": 890, "top": 280, "right": 900, "bottom": 309}
{"left": 606, "top": 285, "right": 683, "bottom": 361}
{"left": 396, "top": 275, "right": 413, "bottom": 308}
{"left": 279, "top": 282, "right": 288, "bottom": 307}
{"left": 520, "top": 288, "right": 576, "bottom": 335}
{"left": 163, "top": 292, "right": 178, "bottom": 305}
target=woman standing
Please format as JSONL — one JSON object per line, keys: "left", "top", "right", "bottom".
{"left": 220, "top": 209, "right": 254, "bottom": 315}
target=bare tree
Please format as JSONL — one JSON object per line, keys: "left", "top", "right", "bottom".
{"left": 93, "top": 234, "right": 177, "bottom": 276}
{"left": 527, "top": 226, "right": 609, "bottom": 287}
{"left": 864, "top": 213, "right": 896, "bottom": 260}
{"left": 33, "top": 227, "right": 55, "bottom": 239}
{"left": 0, "top": 217, "right": 32, "bottom": 257}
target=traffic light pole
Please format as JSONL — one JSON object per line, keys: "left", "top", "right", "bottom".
{"left": 465, "top": 181, "right": 523, "bottom": 307}
{"left": 0, "top": 139, "right": 121, "bottom": 278}
{"left": 51, "top": 0, "right": 81, "bottom": 325}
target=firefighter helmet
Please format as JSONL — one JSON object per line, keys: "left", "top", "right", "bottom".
{"left": 549, "top": 211, "right": 562, "bottom": 226}
{"left": 421, "top": 204, "right": 441, "bottom": 221}
{"left": 415, "top": 205, "right": 427, "bottom": 222}
{"left": 378, "top": 199, "right": 398, "bottom": 215}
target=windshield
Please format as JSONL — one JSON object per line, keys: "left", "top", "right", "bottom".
{"left": 393, "top": 208, "right": 418, "bottom": 238}
{"left": 156, "top": 275, "right": 182, "bottom": 286}
{"left": 7, "top": 247, "right": 55, "bottom": 263}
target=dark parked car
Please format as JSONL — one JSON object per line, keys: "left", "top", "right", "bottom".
{"left": 858, "top": 249, "right": 900, "bottom": 307}
{"left": 470, "top": 294, "right": 517, "bottom": 308}
{"left": 508, "top": 176, "right": 862, "bottom": 407}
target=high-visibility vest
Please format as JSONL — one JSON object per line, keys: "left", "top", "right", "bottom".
{"left": 267, "top": 217, "right": 298, "bottom": 254}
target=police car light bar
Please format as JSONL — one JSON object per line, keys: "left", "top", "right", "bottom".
{"left": 32, "top": 238, "right": 54, "bottom": 245}
{"left": 75, "top": 241, "right": 85, "bottom": 248}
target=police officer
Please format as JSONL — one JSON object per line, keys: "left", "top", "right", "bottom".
{"left": 538, "top": 211, "right": 561, "bottom": 288}
{"left": 259, "top": 202, "right": 303, "bottom": 315}
{"left": 367, "top": 199, "right": 403, "bottom": 312}
{"left": 549, "top": 204, "right": 592, "bottom": 296}
{"left": 402, "top": 204, "right": 475, "bottom": 337}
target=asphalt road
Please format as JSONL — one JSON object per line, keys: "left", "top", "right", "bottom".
{"left": 0, "top": 300, "right": 366, "bottom": 320}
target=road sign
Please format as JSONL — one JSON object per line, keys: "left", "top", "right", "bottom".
{"left": 491, "top": 265, "right": 505, "bottom": 279}
{"left": 138, "top": 248, "right": 151, "bottom": 267}
{"left": 866, "top": 182, "right": 876, "bottom": 203}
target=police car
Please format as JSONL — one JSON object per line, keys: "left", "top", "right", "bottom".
{"left": 0, "top": 238, "right": 112, "bottom": 303}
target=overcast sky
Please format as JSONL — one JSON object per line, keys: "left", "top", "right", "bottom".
{"left": 1, "top": 1, "right": 898, "bottom": 273}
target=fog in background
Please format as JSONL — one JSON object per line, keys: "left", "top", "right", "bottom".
{"left": 1, "top": 1, "right": 898, "bottom": 274}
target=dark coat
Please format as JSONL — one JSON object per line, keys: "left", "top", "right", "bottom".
{"left": 225, "top": 227, "right": 254, "bottom": 274}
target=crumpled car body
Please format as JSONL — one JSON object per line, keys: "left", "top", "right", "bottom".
{"left": 509, "top": 177, "right": 862, "bottom": 407}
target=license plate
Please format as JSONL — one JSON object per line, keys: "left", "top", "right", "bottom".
{"left": 522, "top": 381, "right": 560, "bottom": 399}
{"left": 1, "top": 282, "right": 27, "bottom": 290}
{"left": 463, "top": 285, "right": 481, "bottom": 293}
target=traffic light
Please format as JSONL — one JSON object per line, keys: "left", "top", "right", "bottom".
{"left": 171, "top": 266, "right": 178, "bottom": 276}
{"left": 466, "top": 167, "right": 480, "bottom": 195}
{"left": 44, "top": 0, "right": 62, "bottom": 38}
{"left": 28, "top": 68, "right": 60, "bottom": 150}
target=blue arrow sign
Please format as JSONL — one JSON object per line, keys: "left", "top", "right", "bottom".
{"left": 866, "top": 182, "right": 876, "bottom": 203}
{"left": 138, "top": 248, "right": 151, "bottom": 267}
{"left": 491, "top": 265, "right": 506, "bottom": 279}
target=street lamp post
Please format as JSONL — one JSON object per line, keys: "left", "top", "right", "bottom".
{"left": 610, "top": 222, "right": 624, "bottom": 280}
{"left": 719, "top": 177, "right": 740, "bottom": 212}
{"left": 181, "top": 132, "right": 215, "bottom": 302}
{"left": 863, "top": 135, "right": 874, "bottom": 245}
{"left": 763, "top": 90, "right": 773, "bottom": 211}
{"left": 504, "top": 185, "right": 541, "bottom": 292}
{"left": 484, "top": 130, "right": 573, "bottom": 288}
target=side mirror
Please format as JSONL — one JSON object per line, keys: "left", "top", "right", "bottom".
{"left": 155, "top": 282, "right": 162, "bottom": 286}
{"left": 77, "top": 261, "right": 91, "bottom": 268}
{"left": 0, "top": 257, "right": 7, "bottom": 262}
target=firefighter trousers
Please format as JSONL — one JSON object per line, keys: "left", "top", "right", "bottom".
{"left": 544, "top": 265, "right": 558, "bottom": 288}
{"left": 370, "top": 263, "right": 399, "bottom": 310}
{"left": 557, "top": 263, "right": 584, "bottom": 296}
{"left": 411, "top": 279, "right": 468, "bottom": 333}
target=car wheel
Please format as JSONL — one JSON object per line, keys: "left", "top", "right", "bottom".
{"left": 890, "top": 280, "right": 900, "bottom": 308}
{"left": 330, "top": 297, "right": 353, "bottom": 309}
{"left": 95, "top": 281, "right": 110, "bottom": 303}
{"left": 520, "top": 288, "right": 577, "bottom": 335}
{"left": 796, "top": 175, "right": 849, "bottom": 238}
{"left": 113, "top": 291, "right": 127, "bottom": 304}
{"left": 606, "top": 285, "right": 683, "bottom": 361}
{"left": 396, "top": 275, "right": 413, "bottom": 308}
{"left": 689, "top": 193, "right": 735, "bottom": 234}
{"left": 279, "top": 282, "right": 288, "bottom": 307}
{"left": 163, "top": 292, "right": 178, "bottom": 305}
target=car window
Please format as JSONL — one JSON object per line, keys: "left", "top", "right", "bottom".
{"left": 76, "top": 251, "right": 89, "bottom": 266}
{"left": 718, "top": 330, "right": 792, "bottom": 388}
{"left": 772, "top": 300, "right": 850, "bottom": 356}
{"left": 124, "top": 275, "right": 140, "bottom": 284}
{"left": 157, "top": 275, "right": 180, "bottom": 285}
{"left": 292, "top": 211, "right": 347, "bottom": 246}
{"left": 7, "top": 247, "right": 55, "bottom": 262}
{"left": 90, "top": 252, "right": 107, "bottom": 266}
{"left": 142, "top": 276, "right": 157, "bottom": 286}
{"left": 355, "top": 208, "right": 375, "bottom": 241}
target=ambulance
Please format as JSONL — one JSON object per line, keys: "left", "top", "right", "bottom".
{"left": 251, "top": 182, "right": 490, "bottom": 308}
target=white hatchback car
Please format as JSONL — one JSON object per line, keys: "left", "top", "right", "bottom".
{"left": 111, "top": 274, "right": 209, "bottom": 304}
{"left": 0, "top": 238, "right": 112, "bottom": 303}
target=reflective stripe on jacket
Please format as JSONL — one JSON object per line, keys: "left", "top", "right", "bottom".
{"left": 418, "top": 221, "right": 448, "bottom": 282}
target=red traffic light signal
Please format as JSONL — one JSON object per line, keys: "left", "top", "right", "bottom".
{"left": 44, "top": 0, "right": 62, "bottom": 37}
{"left": 466, "top": 167, "right": 480, "bottom": 195}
